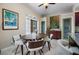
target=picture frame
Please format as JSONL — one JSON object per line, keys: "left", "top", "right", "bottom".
{"left": 2, "top": 9, "right": 19, "bottom": 30}
{"left": 50, "top": 16, "right": 60, "bottom": 29}
{"left": 31, "top": 20, "right": 37, "bottom": 32}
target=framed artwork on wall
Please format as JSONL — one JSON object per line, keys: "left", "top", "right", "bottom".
{"left": 2, "top": 9, "right": 19, "bottom": 30}
{"left": 50, "top": 16, "right": 59, "bottom": 29}
{"left": 31, "top": 20, "right": 37, "bottom": 32}
{"left": 75, "top": 12, "right": 79, "bottom": 26}
{"left": 75, "top": 12, "right": 79, "bottom": 32}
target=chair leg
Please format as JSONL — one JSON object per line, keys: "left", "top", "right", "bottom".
{"left": 15, "top": 45, "right": 19, "bottom": 54}
{"left": 26, "top": 51, "right": 30, "bottom": 55}
{"left": 43, "top": 42, "right": 46, "bottom": 46}
{"left": 34, "top": 51, "right": 36, "bottom": 55}
{"left": 42, "top": 41, "right": 46, "bottom": 49}
{"left": 24, "top": 44, "right": 28, "bottom": 51}
{"left": 40, "top": 49, "right": 43, "bottom": 54}
{"left": 47, "top": 41, "right": 51, "bottom": 50}
{"left": 21, "top": 45, "right": 23, "bottom": 55}
{"left": 39, "top": 50, "right": 42, "bottom": 55}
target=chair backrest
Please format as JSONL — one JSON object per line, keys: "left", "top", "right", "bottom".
{"left": 13, "top": 35, "right": 21, "bottom": 42}
{"left": 50, "top": 34, "right": 53, "bottom": 39}
{"left": 43, "top": 36, "right": 50, "bottom": 41}
{"left": 27, "top": 39, "right": 44, "bottom": 49}
{"left": 31, "top": 32, "right": 36, "bottom": 39}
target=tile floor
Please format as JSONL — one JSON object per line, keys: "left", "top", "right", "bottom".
{"left": 1, "top": 40, "right": 72, "bottom": 55}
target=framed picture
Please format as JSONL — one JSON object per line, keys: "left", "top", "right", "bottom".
{"left": 50, "top": 16, "right": 59, "bottom": 29}
{"left": 2, "top": 9, "right": 19, "bottom": 30}
{"left": 31, "top": 20, "right": 37, "bottom": 32}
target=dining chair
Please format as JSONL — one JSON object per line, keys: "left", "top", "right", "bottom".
{"left": 43, "top": 36, "right": 52, "bottom": 50}
{"left": 50, "top": 34, "right": 53, "bottom": 40}
{"left": 26, "top": 39, "right": 44, "bottom": 55}
{"left": 12, "top": 34, "right": 24, "bottom": 55}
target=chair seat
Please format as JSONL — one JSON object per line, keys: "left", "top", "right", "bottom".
{"left": 15, "top": 39, "right": 24, "bottom": 45}
{"left": 46, "top": 38, "right": 51, "bottom": 41}
{"left": 27, "top": 46, "right": 43, "bottom": 51}
{"left": 44, "top": 36, "right": 51, "bottom": 41}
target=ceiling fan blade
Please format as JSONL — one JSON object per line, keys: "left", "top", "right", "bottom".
{"left": 38, "top": 4, "right": 44, "bottom": 7}
{"left": 49, "top": 3, "right": 56, "bottom": 4}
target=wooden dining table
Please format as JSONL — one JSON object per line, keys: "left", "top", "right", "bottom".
{"left": 21, "top": 33, "right": 46, "bottom": 41}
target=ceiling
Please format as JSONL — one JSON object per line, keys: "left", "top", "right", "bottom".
{"left": 25, "top": 3, "right": 76, "bottom": 16}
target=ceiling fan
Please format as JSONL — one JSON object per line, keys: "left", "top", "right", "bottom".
{"left": 38, "top": 3, "right": 56, "bottom": 9}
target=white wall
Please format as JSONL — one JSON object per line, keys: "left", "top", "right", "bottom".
{"left": 25, "top": 16, "right": 31, "bottom": 34}
{"left": 0, "top": 4, "right": 40, "bottom": 49}
{"left": 37, "top": 19, "right": 40, "bottom": 33}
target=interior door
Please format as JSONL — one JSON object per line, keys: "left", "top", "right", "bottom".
{"left": 63, "top": 18, "right": 71, "bottom": 39}
{"left": 41, "top": 21, "right": 45, "bottom": 33}
{"left": 31, "top": 20, "right": 37, "bottom": 32}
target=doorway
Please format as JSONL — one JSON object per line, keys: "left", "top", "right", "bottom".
{"left": 41, "top": 21, "right": 45, "bottom": 33}
{"left": 63, "top": 18, "right": 71, "bottom": 39}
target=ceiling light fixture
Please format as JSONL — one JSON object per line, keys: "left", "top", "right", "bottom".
{"left": 38, "top": 3, "right": 56, "bottom": 9}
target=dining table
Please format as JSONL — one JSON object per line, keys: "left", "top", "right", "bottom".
{"left": 21, "top": 33, "right": 46, "bottom": 40}
{"left": 20, "top": 33, "right": 47, "bottom": 55}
